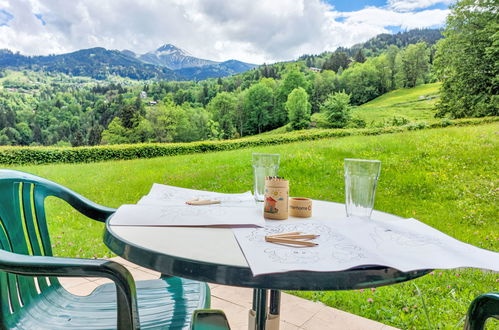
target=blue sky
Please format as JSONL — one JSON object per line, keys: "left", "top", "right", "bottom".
{"left": 324, "top": 0, "right": 450, "bottom": 12}
{"left": 0, "top": 0, "right": 453, "bottom": 63}
{"left": 325, "top": 0, "right": 387, "bottom": 12}
{"left": 0, "top": 9, "right": 13, "bottom": 26}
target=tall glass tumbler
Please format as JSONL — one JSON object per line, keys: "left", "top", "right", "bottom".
{"left": 344, "top": 159, "right": 381, "bottom": 219}
{"left": 252, "top": 153, "right": 280, "bottom": 202}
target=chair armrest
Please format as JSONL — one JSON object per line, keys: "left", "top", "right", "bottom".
{"left": 464, "top": 292, "right": 499, "bottom": 330}
{"left": 0, "top": 250, "right": 139, "bottom": 330}
{"left": 190, "top": 309, "right": 231, "bottom": 330}
{"left": 46, "top": 186, "right": 116, "bottom": 222}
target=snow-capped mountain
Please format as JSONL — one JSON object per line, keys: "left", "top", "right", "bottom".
{"left": 138, "top": 44, "right": 217, "bottom": 70}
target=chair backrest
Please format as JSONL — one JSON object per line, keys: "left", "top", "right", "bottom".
{"left": 464, "top": 292, "right": 499, "bottom": 330}
{"left": 0, "top": 170, "right": 114, "bottom": 320}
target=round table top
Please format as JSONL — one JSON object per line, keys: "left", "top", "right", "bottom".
{"left": 104, "top": 200, "right": 429, "bottom": 290}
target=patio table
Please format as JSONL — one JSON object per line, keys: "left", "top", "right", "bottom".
{"left": 104, "top": 200, "right": 430, "bottom": 330}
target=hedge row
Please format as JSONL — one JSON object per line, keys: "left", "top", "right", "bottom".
{"left": 1, "top": 117, "right": 497, "bottom": 166}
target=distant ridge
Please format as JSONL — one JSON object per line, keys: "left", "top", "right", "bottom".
{"left": 0, "top": 44, "right": 257, "bottom": 81}
{"left": 299, "top": 28, "right": 444, "bottom": 63}
{"left": 0, "top": 47, "right": 177, "bottom": 80}
{"left": 348, "top": 28, "right": 444, "bottom": 55}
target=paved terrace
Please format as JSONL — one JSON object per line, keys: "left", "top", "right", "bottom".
{"left": 59, "top": 256, "right": 398, "bottom": 330}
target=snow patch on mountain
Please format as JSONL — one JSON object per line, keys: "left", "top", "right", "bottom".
{"left": 138, "top": 44, "right": 216, "bottom": 70}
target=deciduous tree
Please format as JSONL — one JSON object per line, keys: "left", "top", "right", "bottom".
{"left": 244, "top": 83, "right": 273, "bottom": 134}
{"left": 340, "top": 62, "right": 380, "bottom": 105}
{"left": 434, "top": 0, "right": 498, "bottom": 117}
{"left": 396, "top": 42, "right": 429, "bottom": 88}
{"left": 207, "top": 92, "right": 237, "bottom": 139}
{"left": 275, "top": 68, "right": 308, "bottom": 127}
{"left": 286, "top": 87, "right": 311, "bottom": 130}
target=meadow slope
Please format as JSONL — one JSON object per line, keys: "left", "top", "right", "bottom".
{"left": 351, "top": 82, "right": 440, "bottom": 125}
{"left": 262, "top": 82, "right": 441, "bottom": 136}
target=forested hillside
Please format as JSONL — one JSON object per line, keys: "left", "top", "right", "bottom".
{"left": 0, "top": 13, "right": 496, "bottom": 148}
{"left": 299, "top": 28, "right": 443, "bottom": 71}
{"left": 0, "top": 38, "right": 436, "bottom": 146}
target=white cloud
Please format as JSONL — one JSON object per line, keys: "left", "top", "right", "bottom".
{"left": 0, "top": 0, "right": 451, "bottom": 64}
{"left": 388, "top": 0, "right": 455, "bottom": 12}
{"left": 339, "top": 6, "right": 450, "bottom": 30}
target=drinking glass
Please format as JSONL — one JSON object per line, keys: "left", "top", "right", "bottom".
{"left": 344, "top": 159, "right": 381, "bottom": 219}
{"left": 252, "top": 153, "right": 280, "bottom": 202}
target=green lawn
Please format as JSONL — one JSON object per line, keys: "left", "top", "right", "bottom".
{"left": 5, "top": 122, "right": 498, "bottom": 329}
{"left": 352, "top": 83, "right": 441, "bottom": 125}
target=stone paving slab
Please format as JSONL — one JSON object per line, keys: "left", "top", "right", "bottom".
{"left": 59, "top": 257, "right": 398, "bottom": 329}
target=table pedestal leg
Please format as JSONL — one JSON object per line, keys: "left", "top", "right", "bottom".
{"left": 269, "top": 290, "right": 281, "bottom": 315}
{"left": 267, "top": 290, "right": 281, "bottom": 328}
{"left": 249, "top": 289, "right": 282, "bottom": 330}
{"left": 249, "top": 289, "right": 257, "bottom": 330}
{"left": 255, "top": 289, "right": 268, "bottom": 330}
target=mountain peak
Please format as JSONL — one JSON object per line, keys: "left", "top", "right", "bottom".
{"left": 156, "top": 44, "right": 189, "bottom": 56}
{"left": 138, "top": 43, "right": 217, "bottom": 70}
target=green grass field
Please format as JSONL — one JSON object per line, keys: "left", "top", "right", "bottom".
{"left": 352, "top": 83, "right": 441, "bottom": 125}
{"left": 5, "top": 123, "right": 499, "bottom": 329}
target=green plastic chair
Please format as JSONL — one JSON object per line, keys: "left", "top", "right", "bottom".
{"left": 464, "top": 292, "right": 499, "bottom": 330}
{"left": 0, "top": 169, "right": 210, "bottom": 329}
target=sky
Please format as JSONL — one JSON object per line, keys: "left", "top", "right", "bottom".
{"left": 0, "top": 0, "right": 453, "bottom": 64}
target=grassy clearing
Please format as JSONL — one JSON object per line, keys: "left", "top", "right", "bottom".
{"left": 261, "top": 83, "right": 441, "bottom": 135}
{"left": 6, "top": 123, "right": 499, "bottom": 329}
{"left": 352, "top": 83, "right": 440, "bottom": 125}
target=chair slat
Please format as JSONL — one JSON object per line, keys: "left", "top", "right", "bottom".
{"left": 16, "top": 183, "right": 42, "bottom": 305}
{"left": 0, "top": 221, "right": 15, "bottom": 316}
{"left": 2, "top": 183, "right": 30, "bottom": 255}
{"left": 33, "top": 186, "right": 53, "bottom": 258}
{"left": 32, "top": 185, "right": 58, "bottom": 290}
{"left": 0, "top": 222, "right": 21, "bottom": 314}
{"left": 22, "top": 183, "right": 44, "bottom": 257}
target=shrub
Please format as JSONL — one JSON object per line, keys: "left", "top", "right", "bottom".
{"left": 347, "top": 116, "right": 367, "bottom": 129}
{"left": 311, "top": 112, "right": 330, "bottom": 129}
{"left": 390, "top": 116, "right": 410, "bottom": 126}
{"left": 320, "top": 92, "right": 351, "bottom": 128}
{"left": 405, "top": 121, "right": 429, "bottom": 130}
